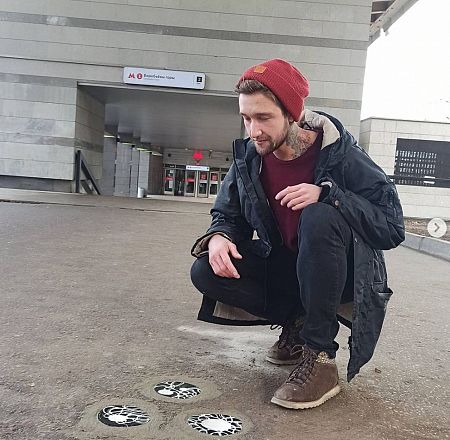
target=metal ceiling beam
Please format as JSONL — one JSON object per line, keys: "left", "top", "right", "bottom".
{"left": 369, "top": 0, "right": 419, "bottom": 43}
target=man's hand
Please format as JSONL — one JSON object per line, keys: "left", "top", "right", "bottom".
{"left": 275, "top": 183, "right": 321, "bottom": 211}
{"left": 208, "top": 234, "right": 242, "bottom": 279}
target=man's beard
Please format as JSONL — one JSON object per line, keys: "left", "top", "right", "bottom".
{"left": 253, "top": 121, "right": 295, "bottom": 156}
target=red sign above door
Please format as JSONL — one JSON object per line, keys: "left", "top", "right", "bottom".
{"left": 192, "top": 150, "right": 203, "bottom": 162}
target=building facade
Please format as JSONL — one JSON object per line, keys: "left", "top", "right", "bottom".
{"left": 360, "top": 117, "right": 450, "bottom": 219}
{"left": 0, "top": 0, "right": 374, "bottom": 196}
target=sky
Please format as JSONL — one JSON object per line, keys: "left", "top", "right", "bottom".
{"left": 361, "top": 0, "right": 450, "bottom": 122}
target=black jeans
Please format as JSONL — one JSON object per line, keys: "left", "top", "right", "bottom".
{"left": 190, "top": 203, "right": 353, "bottom": 357}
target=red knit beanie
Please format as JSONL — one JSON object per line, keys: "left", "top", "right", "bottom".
{"left": 238, "top": 59, "right": 309, "bottom": 121}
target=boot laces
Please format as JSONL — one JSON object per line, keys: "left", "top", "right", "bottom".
{"left": 287, "top": 346, "right": 317, "bottom": 385}
{"left": 269, "top": 324, "right": 290, "bottom": 349}
{"left": 271, "top": 317, "right": 304, "bottom": 349}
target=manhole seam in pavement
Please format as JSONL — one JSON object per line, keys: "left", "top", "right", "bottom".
{"left": 187, "top": 413, "right": 243, "bottom": 436}
{"left": 154, "top": 381, "right": 202, "bottom": 400}
{"left": 97, "top": 405, "right": 151, "bottom": 427}
{"left": 75, "top": 398, "right": 162, "bottom": 440}
{"left": 138, "top": 376, "right": 222, "bottom": 403}
{"left": 163, "top": 408, "right": 252, "bottom": 439}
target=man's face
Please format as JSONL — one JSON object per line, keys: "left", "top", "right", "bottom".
{"left": 239, "top": 92, "right": 291, "bottom": 156}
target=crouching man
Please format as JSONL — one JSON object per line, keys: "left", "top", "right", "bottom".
{"left": 190, "top": 59, "right": 405, "bottom": 409}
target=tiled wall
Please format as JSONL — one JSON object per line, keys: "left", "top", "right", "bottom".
{"left": 75, "top": 88, "right": 105, "bottom": 180}
{"left": 0, "top": 74, "right": 77, "bottom": 189}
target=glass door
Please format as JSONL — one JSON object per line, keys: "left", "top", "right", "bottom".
{"left": 174, "top": 169, "right": 185, "bottom": 196}
{"left": 163, "top": 168, "right": 175, "bottom": 195}
{"left": 209, "top": 171, "right": 219, "bottom": 197}
{"left": 185, "top": 170, "right": 196, "bottom": 197}
{"left": 197, "top": 170, "right": 209, "bottom": 198}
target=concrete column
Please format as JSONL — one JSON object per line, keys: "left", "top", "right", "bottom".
{"left": 114, "top": 142, "right": 132, "bottom": 196}
{"left": 138, "top": 151, "right": 151, "bottom": 193}
{"left": 129, "top": 148, "right": 140, "bottom": 197}
{"left": 101, "top": 137, "right": 117, "bottom": 196}
{"left": 148, "top": 154, "right": 164, "bottom": 195}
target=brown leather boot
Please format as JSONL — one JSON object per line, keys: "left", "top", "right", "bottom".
{"left": 265, "top": 318, "right": 304, "bottom": 365}
{"left": 271, "top": 345, "right": 340, "bottom": 409}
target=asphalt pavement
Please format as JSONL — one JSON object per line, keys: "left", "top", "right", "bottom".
{"left": 0, "top": 193, "right": 448, "bottom": 440}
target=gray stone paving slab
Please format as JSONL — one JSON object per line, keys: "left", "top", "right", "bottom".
{"left": 0, "top": 199, "right": 449, "bottom": 440}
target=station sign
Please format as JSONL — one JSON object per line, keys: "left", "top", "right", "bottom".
{"left": 186, "top": 165, "right": 210, "bottom": 171}
{"left": 124, "top": 67, "right": 205, "bottom": 90}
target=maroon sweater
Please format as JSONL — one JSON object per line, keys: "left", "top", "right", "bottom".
{"left": 260, "top": 130, "right": 323, "bottom": 252}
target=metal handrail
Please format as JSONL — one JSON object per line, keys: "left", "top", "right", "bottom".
{"left": 74, "top": 150, "right": 101, "bottom": 195}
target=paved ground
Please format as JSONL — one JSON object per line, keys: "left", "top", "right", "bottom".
{"left": 0, "top": 193, "right": 449, "bottom": 440}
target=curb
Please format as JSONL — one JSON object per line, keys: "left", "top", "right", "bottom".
{"left": 401, "top": 232, "right": 450, "bottom": 262}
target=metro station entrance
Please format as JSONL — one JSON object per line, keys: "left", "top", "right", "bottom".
{"left": 164, "top": 165, "right": 228, "bottom": 198}
{"left": 80, "top": 84, "right": 241, "bottom": 198}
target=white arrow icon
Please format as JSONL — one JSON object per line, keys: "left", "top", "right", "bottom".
{"left": 427, "top": 218, "right": 447, "bottom": 238}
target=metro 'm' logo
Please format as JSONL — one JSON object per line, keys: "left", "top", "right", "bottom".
{"left": 128, "top": 72, "right": 143, "bottom": 79}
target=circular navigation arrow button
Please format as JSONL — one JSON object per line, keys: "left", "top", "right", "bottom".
{"left": 427, "top": 218, "right": 447, "bottom": 238}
